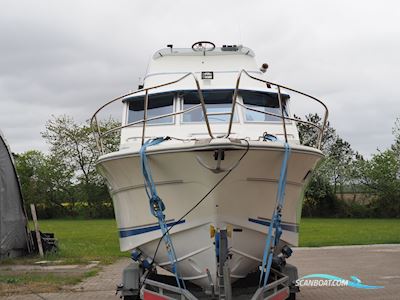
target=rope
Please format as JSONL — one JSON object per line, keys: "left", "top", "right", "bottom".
{"left": 141, "top": 139, "right": 250, "bottom": 288}
{"left": 139, "top": 137, "right": 186, "bottom": 290}
{"left": 259, "top": 142, "right": 291, "bottom": 287}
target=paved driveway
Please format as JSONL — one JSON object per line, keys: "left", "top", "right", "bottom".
{"left": 292, "top": 244, "right": 400, "bottom": 300}
{"left": 1, "top": 244, "right": 399, "bottom": 300}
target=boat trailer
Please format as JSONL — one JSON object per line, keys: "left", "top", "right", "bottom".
{"left": 117, "top": 230, "right": 299, "bottom": 300}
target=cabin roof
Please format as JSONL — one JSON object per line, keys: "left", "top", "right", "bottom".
{"left": 153, "top": 45, "right": 255, "bottom": 59}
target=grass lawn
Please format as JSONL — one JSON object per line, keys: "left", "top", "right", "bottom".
{"left": 299, "top": 218, "right": 400, "bottom": 247}
{"left": 38, "top": 219, "right": 125, "bottom": 264}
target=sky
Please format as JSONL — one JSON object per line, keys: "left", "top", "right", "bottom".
{"left": 0, "top": 0, "right": 399, "bottom": 157}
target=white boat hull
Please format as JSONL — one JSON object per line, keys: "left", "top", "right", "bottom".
{"left": 97, "top": 139, "right": 322, "bottom": 289}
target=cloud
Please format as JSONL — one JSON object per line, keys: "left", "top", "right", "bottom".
{"left": 0, "top": 0, "right": 399, "bottom": 156}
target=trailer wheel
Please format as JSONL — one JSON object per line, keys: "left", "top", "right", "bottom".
{"left": 123, "top": 296, "right": 138, "bottom": 300}
{"left": 287, "top": 292, "right": 296, "bottom": 300}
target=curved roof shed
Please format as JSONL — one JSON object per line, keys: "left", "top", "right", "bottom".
{"left": 0, "top": 130, "right": 30, "bottom": 259}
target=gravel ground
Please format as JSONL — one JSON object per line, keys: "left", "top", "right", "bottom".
{"left": 1, "top": 244, "right": 399, "bottom": 300}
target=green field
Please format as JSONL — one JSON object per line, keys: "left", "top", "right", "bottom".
{"left": 299, "top": 218, "right": 400, "bottom": 247}
{"left": 37, "top": 219, "right": 125, "bottom": 264}
{"left": 18, "top": 218, "right": 400, "bottom": 265}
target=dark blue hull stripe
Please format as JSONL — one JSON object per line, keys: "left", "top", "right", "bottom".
{"left": 119, "top": 220, "right": 186, "bottom": 238}
{"left": 248, "top": 218, "right": 299, "bottom": 233}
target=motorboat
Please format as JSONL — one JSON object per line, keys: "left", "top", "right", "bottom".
{"left": 91, "top": 41, "right": 328, "bottom": 294}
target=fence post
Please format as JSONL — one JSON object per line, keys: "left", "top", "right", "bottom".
{"left": 30, "top": 204, "right": 44, "bottom": 257}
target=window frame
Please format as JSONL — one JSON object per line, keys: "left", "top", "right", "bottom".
{"left": 240, "top": 90, "right": 292, "bottom": 124}
{"left": 124, "top": 91, "right": 177, "bottom": 126}
{"left": 179, "top": 89, "right": 240, "bottom": 124}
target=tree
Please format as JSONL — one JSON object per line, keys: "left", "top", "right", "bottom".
{"left": 15, "top": 150, "right": 74, "bottom": 217}
{"left": 356, "top": 149, "right": 400, "bottom": 217}
{"left": 41, "top": 115, "right": 120, "bottom": 217}
{"left": 15, "top": 150, "right": 47, "bottom": 206}
{"left": 296, "top": 113, "right": 358, "bottom": 188}
{"left": 298, "top": 114, "right": 400, "bottom": 218}
{"left": 392, "top": 118, "right": 400, "bottom": 156}
{"left": 295, "top": 113, "right": 336, "bottom": 154}
{"left": 302, "top": 160, "right": 338, "bottom": 217}
{"left": 296, "top": 113, "right": 359, "bottom": 216}
{"left": 350, "top": 118, "right": 400, "bottom": 217}
{"left": 327, "top": 137, "right": 357, "bottom": 195}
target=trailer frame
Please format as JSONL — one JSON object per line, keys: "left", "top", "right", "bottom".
{"left": 117, "top": 230, "right": 297, "bottom": 300}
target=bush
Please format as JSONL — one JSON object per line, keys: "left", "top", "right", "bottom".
{"left": 302, "top": 173, "right": 340, "bottom": 217}
{"left": 29, "top": 200, "right": 114, "bottom": 219}
{"left": 337, "top": 200, "right": 371, "bottom": 218}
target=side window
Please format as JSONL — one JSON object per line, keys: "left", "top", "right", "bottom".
{"left": 181, "top": 90, "right": 238, "bottom": 123}
{"left": 127, "top": 92, "right": 174, "bottom": 125}
{"left": 241, "top": 90, "right": 289, "bottom": 122}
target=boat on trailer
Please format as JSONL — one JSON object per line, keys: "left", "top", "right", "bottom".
{"left": 91, "top": 41, "right": 328, "bottom": 299}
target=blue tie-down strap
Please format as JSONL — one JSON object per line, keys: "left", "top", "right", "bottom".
{"left": 149, "top": 195, "right": 165, "bottom": 217}
{"left": 259, "top": 142, "right": 291, "bottom": 287}
{"left": 139, "top": 137, "right": 186, "bottom": 290}
{"left": 140, "top": 137, "right": 167, "bottom": 211}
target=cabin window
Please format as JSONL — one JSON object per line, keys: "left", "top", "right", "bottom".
{"left": 181, "top": 90, "right": 238, "bottom": 123}
{"left": 127, "top": 92, "right": 174, "bottom": 125}
{"left": 240, "top": 90, "right": 289, "bottom": 122}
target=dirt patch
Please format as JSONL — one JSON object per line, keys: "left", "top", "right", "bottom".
{"left": 0, "top": 262, "right": 100, "bottom": 297}
{"left": 1, "top": 280, "right": 69, "bottom": 296}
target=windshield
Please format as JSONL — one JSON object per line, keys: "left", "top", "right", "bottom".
{"left": 127, "top": 92, "right": 174, "bottom": 125}
{"left": 181, "top": 90, "right": 238, "bottom": 123}
{"left": 240, "top": 90, "right": 289, "bottom": 122}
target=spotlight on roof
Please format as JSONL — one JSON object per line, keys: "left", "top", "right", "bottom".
{"left": 260, "top": 63, "right": 269, "bottom": 73}
{"left": 167, "top": 44, "right": 173, "bottom": 52}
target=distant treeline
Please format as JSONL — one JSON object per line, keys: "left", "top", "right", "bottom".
{"left": 298, "top": 115, "right": 400, "bottom": 218}
{"left": 14, "top": 115, "right": 400, "bottom": 219}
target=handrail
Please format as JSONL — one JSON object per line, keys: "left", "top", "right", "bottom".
{"left": 236, "top": 102, "right": 323, "bottom": 132}
{"left": 277, "top": 86, "right": 288, "bottom": 143}
{"left": 100, "top": 104, "right": 203, "bottom": 138}
{"left": 227, "top": 69, "right": 329, "bottom": 148}
{"left": 90, "top": 70, "right": 329, "bottom": 154}
{"left": 90, "top": 72, "right": 214, "bottom": 153}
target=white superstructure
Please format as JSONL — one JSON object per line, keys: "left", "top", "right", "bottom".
{"left": 91, "top": 42, "right": 328, "bottom": 292}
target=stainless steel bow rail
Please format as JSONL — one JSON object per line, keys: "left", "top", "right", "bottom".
{"left": 230, "top": 70, "right": 329, "bottom": 147}
{"left": 90, "top": 70, "right": 329, "bottom": 154}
